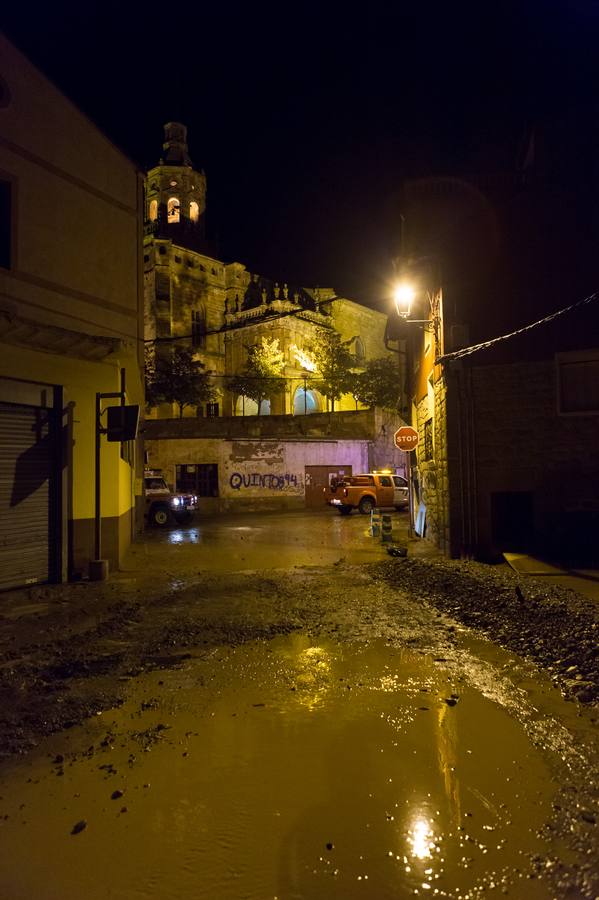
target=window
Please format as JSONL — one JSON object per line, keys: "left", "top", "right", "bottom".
{"left": 149, "top": 199, "right": 158, "bottom": 221}
{"left": 354, "top": 336, "right": 365, "bottom": 363}
{"left": 293, "top": 387, "right": 320, "bottom": 414}
{"left": 176, "top": 464, "right": 219, "bottom": 497}
{"left": 190, "top": 201, "right": 199, "bottom": 222}
{"left": 0, "top": 179, "right": 12, "bottom": 270}
{"left": 557, "top": 351, "right": 599, "bottom": 415}
{"left": 235, "top": 395, "right": 271, "bottom": 416}
{"left": 206, "top": 401, "right": 219, "bottom": 417}
{"left": 191, "top": 309, "right": 207, "bottom": 348}
{"left": 167, "top": 197, "right": 180, "bottom": 223}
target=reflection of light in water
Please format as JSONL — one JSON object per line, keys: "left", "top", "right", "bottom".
{"left": 436, "top": 700, "right": 462, "bottom": 828}
{"left": 379, "top": 674, "right": 401, "bottom": 692}
{"left": 167, "top": 529, "right": 201, "bottom": 545}
{"left": 282, "top": 639, "right": 333, "bottom": 710}
{"left": 408, "top": 816, "right": 434, "bottom": 859}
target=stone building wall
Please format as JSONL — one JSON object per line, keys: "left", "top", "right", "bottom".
{"left": 469, "top": 359, "right": 599, "bottom": 562}
{"left": 413, "top": 374, "right": 450, "bottom": 551}
{"left": 433, "top": 376, "right": 450, "bottom": 553}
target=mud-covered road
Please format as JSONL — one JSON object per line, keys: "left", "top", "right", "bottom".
{"left": 0, "top": 514, "right": 597, "bottom": 898}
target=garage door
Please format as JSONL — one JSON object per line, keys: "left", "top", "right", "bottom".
{"left": 0, "top": 402, "right": 57, "bottom": 590}
{"left": 304, "top": 465, "right": 353, "bottom": 509}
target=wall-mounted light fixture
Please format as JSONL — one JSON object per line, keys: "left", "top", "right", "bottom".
{"left": 393, "top": 280, "right": 443, "bottom": 352}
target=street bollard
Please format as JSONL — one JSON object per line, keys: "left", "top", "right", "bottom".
{"left": 370, "top": 508, "right": 381, "bottom": 537}
{"left": 381, "top": 513, "right": 393, "bottom": 543}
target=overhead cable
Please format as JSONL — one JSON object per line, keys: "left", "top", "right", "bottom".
{"left": 436, "top": 291, "right": 599, "bottom": 364}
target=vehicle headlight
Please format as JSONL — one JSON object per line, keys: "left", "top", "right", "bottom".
{"left": 171, "top": 497, "right": 181, "bottom": 507}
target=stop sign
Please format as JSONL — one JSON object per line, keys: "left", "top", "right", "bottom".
{"left": 394, "top": 425, "right": 419, "bottom": 451}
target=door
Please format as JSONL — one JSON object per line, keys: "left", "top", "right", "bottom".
{"left": 0, "top": 402, "right": 58, "bottom": 590}
{"left": 376, "top": 475, "right": 395, "bottom": 508}
{"left": 491, "top": 491, "right": 534, "bottom": 553}
{"left": 304, "top": 465, "right": 352, "bottom": 509}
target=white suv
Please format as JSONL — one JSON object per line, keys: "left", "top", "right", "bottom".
{"left": 144, "top": 473, "right": 198, "bottom": 527}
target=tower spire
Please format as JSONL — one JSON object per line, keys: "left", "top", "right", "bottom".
{"left": 162, "top": 122, "right": 192, "bottom": 166}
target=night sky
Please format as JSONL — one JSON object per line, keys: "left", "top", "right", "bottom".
{"left": 3, "top": 1, "right": 599, "bottom": 315}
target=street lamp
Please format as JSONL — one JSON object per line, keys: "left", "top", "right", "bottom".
{"left": 393, "top": 280, "right": 443, "bottom": 355}
{"left": 393, "top": 282, "right": 416, "bottom": 318}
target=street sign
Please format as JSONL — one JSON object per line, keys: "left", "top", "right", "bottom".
{"left": 106, "top": 404, "right": 140, "bottom": 442}
{"left": 394, "top": 425, "right": 419, "bottom": 451}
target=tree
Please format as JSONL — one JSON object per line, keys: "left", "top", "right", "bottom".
{"left": 145, "top": 346, "right": 215, "bottom": 417}
{"left": 228, "top": 336, "right": 285, "bottom": 415}
{"left": 308, "top": 329, "right": 355, "bottom": 411}
{"left": 352, "top": 358, "right": 401, "bottom": 410}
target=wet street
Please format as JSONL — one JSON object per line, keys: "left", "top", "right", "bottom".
{"left": 123, "top": 507, "right": 424, "bottom": 575}
{"left": 0, "top": 510, "right": 597, "bottom": 899}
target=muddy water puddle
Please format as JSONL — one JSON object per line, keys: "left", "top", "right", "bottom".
{"left": 0, "top": 636, "right": 559, "bottom": 899}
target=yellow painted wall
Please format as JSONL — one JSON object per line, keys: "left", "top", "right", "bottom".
{"left": 0, "top": 344, "right": 139, "bottom": 520}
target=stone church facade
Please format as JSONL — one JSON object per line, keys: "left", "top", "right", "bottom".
{"left": 142, "top": 123, "right": 408, "bottom": 511}
{"left": 144, "top": 123, "right": 395, "bottom": 419}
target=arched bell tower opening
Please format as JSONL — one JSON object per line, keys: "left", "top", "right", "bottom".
{"left": 145, "top": 122, "right": 208, "bottom": 252}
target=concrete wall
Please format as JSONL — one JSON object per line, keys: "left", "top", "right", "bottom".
{"left": 144, "top": 408, "right": 408, "bottom": 513}
{"left": 146, "top": 436, "right": 370, "bottom": 512}
{"left": 0, "top": 34, "right": 144, "bottom": 579}
{"left": 0, "top": 35, "right": 141, "bottom": 340}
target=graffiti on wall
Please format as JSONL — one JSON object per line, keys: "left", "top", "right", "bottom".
{"left": 229, "top": 472, "right": 301, "bottom": 491}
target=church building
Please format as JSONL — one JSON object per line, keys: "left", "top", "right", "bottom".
{"left": 144, "top": 122, "right": 394, "bottom": 418}
{"left": 143, "top": 123, "right": 407, "bottom": 512}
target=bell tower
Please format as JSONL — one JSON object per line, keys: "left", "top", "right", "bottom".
{"left": 145, "top": 122, "right": 207, "bottom": 249}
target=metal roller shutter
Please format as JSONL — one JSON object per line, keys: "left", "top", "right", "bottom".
{"left": 0, "top": 402, "right": 56, "bottom": 590}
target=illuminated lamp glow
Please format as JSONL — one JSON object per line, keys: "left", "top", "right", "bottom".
{"left": 290, "top": 343, "right": 317, "bottom": 372}
{"left": 393, "top": 283, "right": 415, "bottom": 318}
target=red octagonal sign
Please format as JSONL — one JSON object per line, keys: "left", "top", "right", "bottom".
{"left": 394, "top": 425, "right": 419, "bottom": 451}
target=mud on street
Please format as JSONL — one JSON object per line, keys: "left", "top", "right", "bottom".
{"left": 0, "top": 512, "right": 598, "bottom": 899}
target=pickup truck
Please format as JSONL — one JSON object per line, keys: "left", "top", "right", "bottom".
{"left": 324, "top": 472, "right": 409, "bottom": 516}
